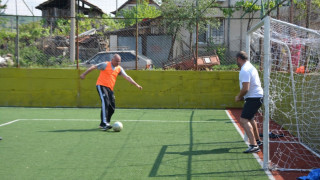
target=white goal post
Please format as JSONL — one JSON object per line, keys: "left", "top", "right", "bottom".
{"left": 246, "top": 16, "right": 320, "bottom": 171}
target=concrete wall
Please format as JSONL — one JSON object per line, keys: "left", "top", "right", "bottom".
{"left": 0, "top": 68, "right": 243, "bottom": 109}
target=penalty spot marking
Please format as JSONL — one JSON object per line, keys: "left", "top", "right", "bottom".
{"left": 0, "top": 119, "right": 220, "bottom": 127}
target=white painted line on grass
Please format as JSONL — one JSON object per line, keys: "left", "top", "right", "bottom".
{"left": 225, "top": 110, "right": 275, "bottom": 180}
{"left": 0, "top": 119, "right": 220, "bottom": 127}
{"left": 0, "top": 120, "right": 20, "bottom": 127}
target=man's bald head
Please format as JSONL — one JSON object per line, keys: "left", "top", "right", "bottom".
{"left": 111, "top": 54, "right": 121, "bottom": 66}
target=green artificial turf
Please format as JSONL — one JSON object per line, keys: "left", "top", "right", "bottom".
{"left": 0, "top": 108, "right": 268, "bottom": 180}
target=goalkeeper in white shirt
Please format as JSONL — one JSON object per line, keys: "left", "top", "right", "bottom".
{"left": 235, "top": 51, "right": 264, "bottom": 153}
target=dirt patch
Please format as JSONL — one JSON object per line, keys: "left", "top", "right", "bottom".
{"left": 227, "top": 108, "right": 314, "bottom": 180}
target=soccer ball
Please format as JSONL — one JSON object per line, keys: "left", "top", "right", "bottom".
{"left": 113, "top": 121, "right": 123, "bottom": 132}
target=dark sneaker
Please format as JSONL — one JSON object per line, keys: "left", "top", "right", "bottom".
{"left": 243, "top": 145, "right": 260, "bottom": 153}
{"left": 102, "top": 125, "right": 113, "bottom": 131}
{"left": 99, "top": 123, "right": 106, "bottom": 129}
{"left": 256, "top": 140, "right": 263, "bottom": 146}
{"left": 269, "top": 132, "right": 284, "bottom": 138}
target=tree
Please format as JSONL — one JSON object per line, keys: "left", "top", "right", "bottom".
{"left": 161, "top": 0, "right": 220, "bottom": 60}
{"left": 293, "top": 0, "right": 320, "bottom": 28}
{"left": 0, "top": 0, "right": 7, "bottom": 24}
{"left": 233, "top": 0, "right": 277, "bottom": 31}
{"left": 52, "top": 13, "right": 123, "bottom": 36}
{"left": 117, "top": 0, "right": 161, "bottom": 27}
{"left": 0, "top": 0, "right": 6, "bottom": 13}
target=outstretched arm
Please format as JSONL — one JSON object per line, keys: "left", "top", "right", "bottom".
{"left": 121, "top": 73, "right": 142, "bottom": 90}
{"left": 80, "top": 65, "right": 97, "bottom": 79}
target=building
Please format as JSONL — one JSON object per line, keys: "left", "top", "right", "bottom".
{"left": 36, "top": 0, "right": 105, "bottom": 28}
{"left": 111, "top": 0, "right": 160, "bottom": 17}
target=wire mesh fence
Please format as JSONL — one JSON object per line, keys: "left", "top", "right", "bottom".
{"left": 0, "top": 14, "right": 318, "bottom": 70}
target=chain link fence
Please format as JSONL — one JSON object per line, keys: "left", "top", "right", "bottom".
{"left": 0, "top": 15, "right": 242, "bottom": 70}
{"left": 0, "top": 14, "right": 318, "bottom": 70}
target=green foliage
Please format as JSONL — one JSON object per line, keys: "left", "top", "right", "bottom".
{"left": 117, "top": 0, "right": 161, "bottom": 27}
{"left": 77, "top": 14, "right": 123, "bottom": 33}
{"left": 0, "top": 0, "right": 6, "bottom": 10}
{"left": 212, "top": 64, "right": 239, "bottom": 71}
{"left": 161, "top": 0, "right": 221, "bottom": 60}
{"left": 19, "top": 46, "right": 71, "bottom": 68}
{"left": 0, "top": 30, "right": 16, "bottom": 40}
{"left": 161, "top": 0, "right": 219, "bottom": 34}
{"left": 205, "top": 39, "right": 229, "bottom": 65}
{"left": 52, "top": 13, "right": 122, "bottom": 36}
{"left": 235, "top": 0, "right": 262, "bottom": 12}
{"left": 0, "top": 0, "right": 7, "bottom": 24}
{"left": 54, "top": 18, "right": 71, "bottom": 35}
{"left": 230, "top": 0, "right": 277, "bottom": 30}
{"left": 19, "top": 46, "right": 47, "bottom": 66}
{"left": 293, "top": 0, "right": 320, "bottom": 8}
{"left": 0, "top": 30, "right": 16, "bottom": 55}
{"left": 220, "top": 7, "right": 235, "bottom": 17}
{"left": 19, "top": 21, "right": 50, "bottom": 40}
{"left": 293, "top": 0, "right": 320, "bottom": 22}
{"left": 234, "top": 0, "right": 277, "bottom": 14}
{"left": 100, "top": 14, "right": 124, "bottom": 30}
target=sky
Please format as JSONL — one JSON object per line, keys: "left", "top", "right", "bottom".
{"left": 1, "top": 0, "right": 128, "bottom": 16}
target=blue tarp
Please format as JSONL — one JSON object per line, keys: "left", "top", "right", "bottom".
{"left": 297, "top": 169, "right": 320, "bottom": 180}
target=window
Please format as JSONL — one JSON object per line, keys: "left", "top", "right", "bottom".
{"left": 127, "top": 5, "right": 135, "bottom": 10}
{"left": 198, "top": 19, "right": 225, "bottom": 44}
{"left": 89, "top": 53, "right": 113, "bottom": 64}
{"left": 119, "top": 52, "right": 136, "bottom": 62}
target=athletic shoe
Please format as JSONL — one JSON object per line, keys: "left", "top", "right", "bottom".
{"left": 102, "top": 125, "right": 113, "bottom": 131}
{"left": 256, "top": 140, "right": 263, "bottom": 146}
{"left": 243, "top": 145, "right": 260, "bottom": 153}
{"left": 269, "top": 132, "right": 284, "bottom": 138}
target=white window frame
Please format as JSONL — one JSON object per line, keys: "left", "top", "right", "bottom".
{"left": 197, "top": 19, "right": 225, "bottom": 45}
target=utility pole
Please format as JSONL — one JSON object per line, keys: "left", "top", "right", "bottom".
{"left": 195, "top": 0, "right": 199, "bottom": 71}
{"left": 70, "top": 0, "right": 76, "bottom": 63}
{"left": 135, "top": 0, "right": 139, "bottom": 70}
{"left": 116, "top": 0, "right": 118, "bottom": 15}
{"left": 15, "top": 0, "right": 19, "bottom": 67}
{"left": 76, "top": 0, "right": 80, "bottom": 69}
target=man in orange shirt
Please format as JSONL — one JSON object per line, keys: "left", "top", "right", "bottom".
{"left": 80, "top": 54, "right": 142, "bottom": 131}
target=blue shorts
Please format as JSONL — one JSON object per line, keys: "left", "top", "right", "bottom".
{"left": 241, "top": 97, "right": 263, "bottom": 120}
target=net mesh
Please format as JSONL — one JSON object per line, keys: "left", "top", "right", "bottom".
{"left": 250, "top": 17, "right": 320, "bottom": 171}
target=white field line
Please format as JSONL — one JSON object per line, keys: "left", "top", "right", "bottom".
{"left": 225, "top": 110, "right": 275, "bottom": 180}
{"left": 0, "top": 119, "right": 220, "bottom": 127}
{"left": 0, "top": 120, "right": 20, "bottom": 127}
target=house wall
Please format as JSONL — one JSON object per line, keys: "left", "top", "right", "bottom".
{"left": 0, "top": 68, "right": 243, "bottom": 109}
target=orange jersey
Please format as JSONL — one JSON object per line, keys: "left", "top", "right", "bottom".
{"left": 96, "top": 62, "right": 121, "bottom": 90}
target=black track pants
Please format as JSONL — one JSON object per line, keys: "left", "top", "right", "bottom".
{"left": 96, "top": 85, "right": 115, "bottom": 126}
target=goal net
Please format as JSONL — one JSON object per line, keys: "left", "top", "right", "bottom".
{"left": 247, "top": 16, "right": 320, "bottom": 171}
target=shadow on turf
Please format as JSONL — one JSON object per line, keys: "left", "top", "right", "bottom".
{"left": 150, "top": 169, "right": 265, "bottom": 178}
{"left": 40, "top": 128, "right": 108, "bottom": 132}
{"left": 178, "top": 147, "right": 243, "bottom": 155}
{"left": 206, "top": 118, "right": 231, "bottom": 121}
{"left": 149, "top": 145, "right": 249, "bottom": 178}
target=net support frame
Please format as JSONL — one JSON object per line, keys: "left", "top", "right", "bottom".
{"left": 247, "top": 16, "right": 320, "bottom": 171}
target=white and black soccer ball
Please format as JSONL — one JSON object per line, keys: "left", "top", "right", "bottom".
{"left": 113, "top": 121, "right": 123, "bottom": 132}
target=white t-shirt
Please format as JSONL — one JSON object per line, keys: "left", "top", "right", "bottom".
{"left": 239, "top": 61, "right": 263, "bottom": 99}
